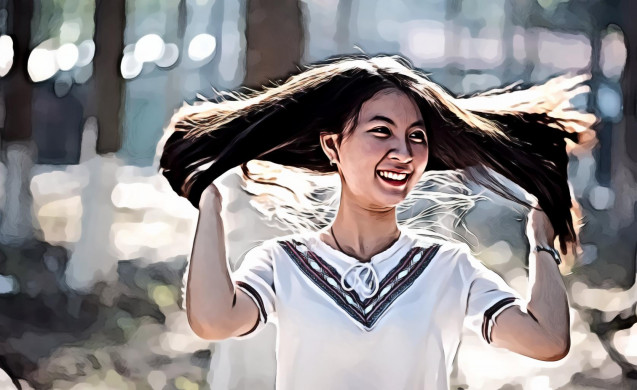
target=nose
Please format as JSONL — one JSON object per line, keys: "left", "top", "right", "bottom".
{"left": 388, "top": 138, "right": 412, "bottom": 163}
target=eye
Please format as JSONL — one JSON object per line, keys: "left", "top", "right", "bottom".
{"left": 409, "top": 130, "right": 427, "bottom": 144}
{"left": 369, "top": 126, "right": 391, "bottom": 137}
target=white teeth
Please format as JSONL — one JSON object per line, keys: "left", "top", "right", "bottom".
{"left": 378, "top": 171, "right": 407, "bottom": 181}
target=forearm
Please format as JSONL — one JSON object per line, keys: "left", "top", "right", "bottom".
{"left": 526, "top": 246, "right": 570, "bottom": 353}
{"left": 490, "top": 207, "right": 570, "bottom": 360}
{"left": 186, "top": 199, "right": 236, "bottom": 335}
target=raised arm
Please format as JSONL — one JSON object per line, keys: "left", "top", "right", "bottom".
{"left": 186, "top": 183, "right": 260, "bottom": 340}
{"left": 489, "top": 207, "right": 570, "bottom": 361}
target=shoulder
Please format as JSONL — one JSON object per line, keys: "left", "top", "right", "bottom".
{"left": 244, "top": 232, "right": 315, "bottom": 258}
{"left": 405, "top": 232, "right": 470, "bottom": 259}
{"left": 404, "top": 232, "right": 480, "bottom": 276}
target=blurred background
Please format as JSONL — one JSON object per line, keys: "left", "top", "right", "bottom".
{"left": 0, "top": 0, "right": 635, "bottom": 389}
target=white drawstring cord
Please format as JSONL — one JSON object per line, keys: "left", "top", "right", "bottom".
{"left": 340, "top": 262, "right": 379, "bottom": 299}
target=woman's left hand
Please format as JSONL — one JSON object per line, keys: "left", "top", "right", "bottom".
{"left": 526, "top": 206, "right": 556, "bottom": 248}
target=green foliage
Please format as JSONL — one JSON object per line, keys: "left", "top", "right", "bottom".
{"left": 31, "top": 0, "right": 95, "bottom": 45}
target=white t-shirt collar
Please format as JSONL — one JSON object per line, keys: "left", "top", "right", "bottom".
{"left": 307, "top": 228, "right": 412, "bottom": 299}
{"left": 308, "top": 227, "right": 411, "bottom": 266}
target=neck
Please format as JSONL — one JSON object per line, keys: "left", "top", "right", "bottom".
{"left": 328, "top": 193, "right": 401, "bottom": 263}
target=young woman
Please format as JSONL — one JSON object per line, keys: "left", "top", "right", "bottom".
{"left": 159, "top": 55, "right": 594, "bottom": 389}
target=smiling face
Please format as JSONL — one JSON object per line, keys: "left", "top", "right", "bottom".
{"left": 321, "top": 88, "right": 429, "bottom": 209}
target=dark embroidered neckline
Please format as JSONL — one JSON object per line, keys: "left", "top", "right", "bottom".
{"left": 278, "top": 239, "right": 440, "bottom": 329}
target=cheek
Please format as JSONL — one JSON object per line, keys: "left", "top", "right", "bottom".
{"left": 414, "top": 147, "right": 429, "bottom": 170}
{"left": 353, "top": 137, "right": 384, "bottom": 156}
{"left": 339, "top": 145, "right": 384, "bottom": 197}
{"left": 342, "top": 139, "right": 384, "bottom": 170}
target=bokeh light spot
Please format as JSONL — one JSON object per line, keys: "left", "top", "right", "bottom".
{"left": 151, "top": 285, "right": 176, "bottom": 308}
{"left": 0, "top": 35, "right": 14, "bottom": 77}
{"left": 156, "top": 43, "right": 180, "bottom": 68}
{"left": 188, "top": 33, "right": 216, "bottom": 62}
{"left": 134, "top": 34, "right": 165, "bottom": 63}
{"left": 57, "top": 43, "right": 79, "bottom": 71}
{"left": 76, "top": 40, "right": 95, "bottom": 67}
{"left": 121, "top": 52, "right": 143, "bottom": 79}
{"left": 28, "top": 48, "right": 59, "bottom": 82}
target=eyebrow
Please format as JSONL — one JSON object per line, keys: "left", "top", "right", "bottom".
{"left": 369, "top": 115, "right": 425, "bottom": 129}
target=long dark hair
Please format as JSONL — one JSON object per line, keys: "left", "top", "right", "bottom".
{"left": 159, "top": 54, "right": 596, "bottom": 252}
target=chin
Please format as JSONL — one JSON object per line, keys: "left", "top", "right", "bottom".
{"left": 373, "top": 193, "right": 408, "bottom": 208}
{"left": 371, "top": 176, "right": 414, "bottom": 207}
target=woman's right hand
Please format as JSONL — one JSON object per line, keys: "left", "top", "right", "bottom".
{"left": 189, "top": 180, "right": 258, "bottom": 340}
{"left": 199, "top": 182, "right": 223, "bottom": 212}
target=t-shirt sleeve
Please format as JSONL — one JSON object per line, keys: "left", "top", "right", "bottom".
{"left": 230, "top": 241, "right": 276, "bottom": 340}
{"left": 458, "top": 246, "right": 524, "bottom": 345}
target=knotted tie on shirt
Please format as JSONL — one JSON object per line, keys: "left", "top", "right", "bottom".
{"left": 340, "top": 262, "right": 379, "bottom": 299}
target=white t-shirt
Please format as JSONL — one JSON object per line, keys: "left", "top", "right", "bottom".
{"left": 231, "top": 228, "right": 523, "bottom": 390}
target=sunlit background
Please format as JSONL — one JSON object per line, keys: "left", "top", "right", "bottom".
{"left": 0, "top": 0, "right": 636, "bottom": 389}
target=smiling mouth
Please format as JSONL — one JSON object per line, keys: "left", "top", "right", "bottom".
{"left": 376, "top": 170, "right": 411, "bottom": 186}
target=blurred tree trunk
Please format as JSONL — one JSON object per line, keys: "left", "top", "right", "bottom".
{"left": 200, "top": 0, "right": 223, "bottom": 89}
{"left": 585, "top": 0, "right": 637, "bottom": 288}
{"left": 165, "top": 0, "right": 187, "bottom": 121}
{"left": 178, "top": 0, "right": 187, "bottom": 43}
{"left": 609, "top": 0, "right": 637, "bottom": 285}
{"left": 93, "top": 0, "right": 125, "bottom": 154}
{"left": 2, "top": 0, "right": 32, "bottom": 142}
{"left": 0, "top": 0, "right": 36, "bottom": 246}
{"left": 500, "top": 0, "right": 515, "bottom": 83}
{"left": 443, "top": 0, "right": 462, "bottom": 92}
{"left": 244, "top": 0, "right": 304, "bottom": 88}
{"left": 335, "top": 0, "right": 352, "bottom": 53}
{"left": 65, "top": 0, "right": 126, "bottom": 293}
{"left": 444, "top": 0, "right": 461, "bottom": 58}
{"left": 618, "top": 0, "right": 637, "bottom": 163}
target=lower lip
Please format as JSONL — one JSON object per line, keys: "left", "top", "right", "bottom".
{"left": 377, "top": 172, "right": 409, "bottom": 187}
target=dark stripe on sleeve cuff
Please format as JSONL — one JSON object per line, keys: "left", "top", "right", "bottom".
{"left": 482, "top": 297, "right": 517, "bottom": 344}
{"left": 236, "top": 281, "right": 268, "bottom": 324}
{"left": 237, "top": 311, "right": 261, "bottom": 337}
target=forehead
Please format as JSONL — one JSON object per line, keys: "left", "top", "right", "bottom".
{"left": 358, "top": 88, "right": 423, "bottom": 123}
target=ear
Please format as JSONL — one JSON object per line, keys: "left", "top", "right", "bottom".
{"left": 319, "top": 132, "right": 341, "bottom": 164}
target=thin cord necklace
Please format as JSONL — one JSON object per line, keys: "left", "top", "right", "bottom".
{"left": 330, "top": 225, "right": 401, "bottom": 259}
{"left": 330, "top": 225, "right": 348, "bottom": 254}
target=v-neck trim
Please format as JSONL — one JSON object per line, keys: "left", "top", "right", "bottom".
{"left": 309, "top": 228, "right": 410, "bottom": 265}
{"left": 278, "top": 235, "right": 441, "bottom": 331}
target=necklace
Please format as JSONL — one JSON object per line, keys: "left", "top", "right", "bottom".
{"left": 329, "top": 225, "right": 401, "bottom": 261}
{"left": 330, "top": 225, "right": 348, "bottom": 254}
